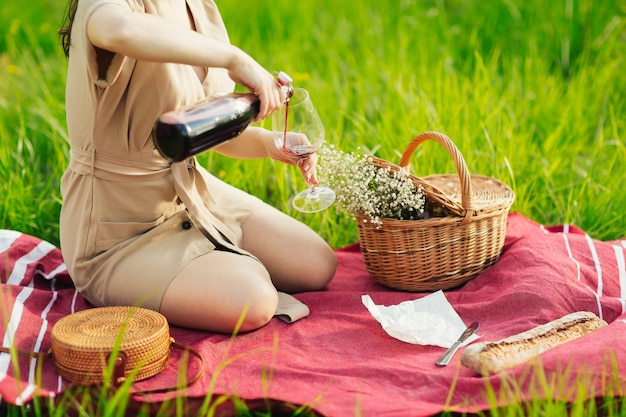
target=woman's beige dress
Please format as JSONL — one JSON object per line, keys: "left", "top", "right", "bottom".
{"left": 60, "top": 0, "right": 266, "bottom": 312}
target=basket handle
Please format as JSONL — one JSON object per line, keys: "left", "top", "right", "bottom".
{"left": 399, "top": 131, "right": 474, "bottom": 223}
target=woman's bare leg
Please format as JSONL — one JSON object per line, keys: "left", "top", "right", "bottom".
{"left": 159, "top": 201, "right": 336, "bottom": 333}
{"left": 159, "top": 250, "right": 278, "bottom": 333}
{"left": 241, "top": 203, "right": 337, "bottom": 293}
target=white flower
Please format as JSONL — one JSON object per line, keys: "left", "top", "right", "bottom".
{"left": 318, "top": 146, "right": 426, "bottom": 227}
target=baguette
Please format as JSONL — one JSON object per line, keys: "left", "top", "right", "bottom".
{"left": 460, "top": 311, "right": 607, "bottom": 376}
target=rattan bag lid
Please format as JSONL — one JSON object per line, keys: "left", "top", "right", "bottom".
{"left": 50, "top": 306, "right": 171, "bottom": 384}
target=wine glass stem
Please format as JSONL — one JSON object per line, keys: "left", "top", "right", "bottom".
{"left": 307, "top": 184, "right": 317, "bottom": 198}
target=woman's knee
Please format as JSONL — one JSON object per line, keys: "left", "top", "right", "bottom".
{"left": 161, "top": 278, "right": 278, "bottom": 333}
{"left": 236, "top": 284, "right": 279, "bottom": 332}
{"left": 298, "top": 243, "right": 338, "bottom": 291}
{"left": 159, "top": 253, "right": 279, "bottom": 333}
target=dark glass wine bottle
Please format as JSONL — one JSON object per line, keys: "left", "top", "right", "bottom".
{"left": 152, "top": 92, "right": 260, "bottom": 162}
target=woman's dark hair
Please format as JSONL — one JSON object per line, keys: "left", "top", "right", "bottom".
{"left": 58, "top": 0, "right": 79, "bottom": 57}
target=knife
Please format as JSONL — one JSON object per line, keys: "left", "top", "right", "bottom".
{"left": 435, "top": 321, "right": 480, "bottom": 366}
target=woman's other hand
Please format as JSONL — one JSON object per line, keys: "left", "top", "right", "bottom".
{"left": 269, "top": 132, "right": 319, "bottom": 186}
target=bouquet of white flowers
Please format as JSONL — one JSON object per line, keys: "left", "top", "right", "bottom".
{"left": 317, "top": 145, "right": 428, "bottom": 227}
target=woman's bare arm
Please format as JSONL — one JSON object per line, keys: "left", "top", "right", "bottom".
{"left": 86, "top": 3, "right": 282, "bottom": 119}
{"left": 214, "top": 127, "right": 319, "bottom": 185}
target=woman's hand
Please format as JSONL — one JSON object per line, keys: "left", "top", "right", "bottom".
{"left": 269, "top": 132, "right": 320, "bottom": 186}
{"left": 214, "top": 128, "right": 318, "bottom": 185}
{"left": 226, "top": 51, "right": 286, "bottom": 121}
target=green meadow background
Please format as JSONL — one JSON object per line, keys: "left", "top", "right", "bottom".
{"left": 1, "top": 1, "right": 624, "bottom": 249}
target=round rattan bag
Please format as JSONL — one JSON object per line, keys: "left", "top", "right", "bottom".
{"left": 50, "top": 306, "right": 174, "bottom": 385}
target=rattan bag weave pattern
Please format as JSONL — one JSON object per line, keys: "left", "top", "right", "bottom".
{"left": 50, "top": 306, "right": 173, "bottom": 385}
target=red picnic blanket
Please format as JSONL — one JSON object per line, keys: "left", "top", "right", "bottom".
{"left": 1, "top": 212, "right": 625, "bottom": 416}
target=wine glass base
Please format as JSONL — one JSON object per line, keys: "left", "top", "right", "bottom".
{"left": 292, "top": 186, "right": 336, "bottom": 213}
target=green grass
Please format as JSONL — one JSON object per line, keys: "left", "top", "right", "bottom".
{"left": 1, "top": 0, "right": 624, "bottom": 248}
{"left": 1, "top": 0, "right": 625, "bottom": 415}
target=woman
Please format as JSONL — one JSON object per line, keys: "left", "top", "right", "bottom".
{"left": 58, "top": 0, "right": 337, "bottom": 333}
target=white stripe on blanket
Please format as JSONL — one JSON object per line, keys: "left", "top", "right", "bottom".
{"left": 615, "top": 244, "right": 626, "bottom": 314}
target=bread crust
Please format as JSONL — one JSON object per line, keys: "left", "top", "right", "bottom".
{"left": 460, "top": 311, "right": 607, "bottom": 376}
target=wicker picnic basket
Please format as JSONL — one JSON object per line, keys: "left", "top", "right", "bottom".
{"left": 356, "top": 131, "right": 515, "bottom": 291}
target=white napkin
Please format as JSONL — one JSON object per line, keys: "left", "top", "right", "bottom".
{"left": 362, "top": 290, "right": 479, "bottom": 348}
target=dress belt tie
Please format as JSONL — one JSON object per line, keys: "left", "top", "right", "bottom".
{"left": 68, "top": 146, "right": 236, "bottom": 247}
{"left": 68, "top": 147, "right": 171, "bottom": 181}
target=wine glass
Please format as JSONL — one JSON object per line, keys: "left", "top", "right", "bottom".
{"left": 272, "top": 88, "right": 336, "bottom": 213}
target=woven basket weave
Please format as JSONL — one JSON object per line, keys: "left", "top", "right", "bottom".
{"left": 50, "top": 306, "right": 171, "bottom": 384}
{"left": 356, "top": 131, "right": 515, "bottom": 291}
